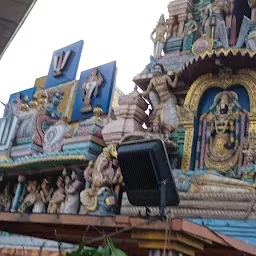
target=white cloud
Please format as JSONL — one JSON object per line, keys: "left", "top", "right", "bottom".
{"left": 0, "top": 0, "right": 169, "bottom": 116}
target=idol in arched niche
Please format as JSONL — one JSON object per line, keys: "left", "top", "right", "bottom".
{"left": 195, "top": 91, "right": 248, "bottom": 174}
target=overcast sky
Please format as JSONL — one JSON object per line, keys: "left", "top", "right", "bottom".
{"left": 0, "top": 0, "right": 170, "bottom": 116}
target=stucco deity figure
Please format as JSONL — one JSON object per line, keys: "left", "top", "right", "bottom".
{"left": 195, "top": 92, "right": 247, "bottom": 173}
{"left": 62, "top": 169, "right": 84, "bottom": 214}
{"left": 174, "top": 169, "right": 255, "bottom": 193}
{"left": 201, "top": 0, "right": 234, "bottom": 47}
{"left": 246, "top": 23, "right": 256, "bottom": 50}
{"left": 239, "top": 135, "right": 256, "bottom": 183}
{"left": 45, "top": 90, "right": 64, "bottom": 120}
{"left": 47, "top": 176, "right": 65, "bottom": 214}
{"left": 80, "top": 145, "right": 123, "bottom": 215}
{"left": 150, "top": 14, "right": 168, "bottom": 59}
{"left": 19, "top": 180, "right": 38, "bottom": 213}
{"left": 182, "top": 13, "right": 198, "bottom": 51}
{"left": 0, "top": 183, "right": 12, "bottom": 212}
{"left": 33, "top": 178, "right": 53, "bottom": 213}
{"left": 81, "top": 69, "right": 104, "bottom": 113}
{"left": 140, "top": 63, "right": 180, "bottom": 133}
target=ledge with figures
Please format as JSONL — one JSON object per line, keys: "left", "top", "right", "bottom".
{"left": 1, "top": 67, "right": 256, "bottom": 220}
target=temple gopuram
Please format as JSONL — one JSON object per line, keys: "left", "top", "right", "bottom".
{"left": 1, "top": 0, "right": 256, "bottom": 255}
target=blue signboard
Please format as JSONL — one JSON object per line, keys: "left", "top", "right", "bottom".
{"left": 71, "top": 61, "right": 117, "bottom": 121}
{"left": 44, "top": 40, "right": 84, "bottom": 89}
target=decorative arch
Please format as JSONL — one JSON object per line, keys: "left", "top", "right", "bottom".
{"left": 181, "top": 69, "right": 256, "bottom": 171}
{"left": 184, "top": 69, "right": 256, "bottom": 112}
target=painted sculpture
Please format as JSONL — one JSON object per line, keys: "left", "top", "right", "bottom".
{"left": 47, "top": 176, "right": 65, "bottom": 214}
{"left": 18, "top": 180, "right": 38, "bottom": 214}
{"left": 0, "top": 183, "right": 12, "bottom": 212}
{"left": 43, "top": 117, "right": 70, "bottom": 152}
{"left": 62, "top": 168, "right": 84, "bottom": 214}
{"left": 195, "top": 91, "right": 247, "bottom": 173}
{"left": 201, "top": 0, "right": 233, "bottom": 48}
{"left": 12, "top": 87, "right": 65, "bottom": 160}
{"left": 182, "top": 13, "right": 198, "bottom": 51}
{"left": 139, "top": 63, "right": 180, "bottom": 133}
{"left": 80, "top": 145, "right": 122, "bottom": 215}
{"left": 173, "top": 169, "right": 255, "bottom": 193}
{"left": 33, "top": 178, "right": 53, "bottom": 213}
{"left": 45, "top": 91, "right": 64, "bottom": 120}
{"left": 150, "top": 14, "right": 168, "bottom": 59}
{"left": 4, "top": 1, "right": 256, "bottom": 244}
{"left": 81, "top": 69, "right": 104, "bottom": 113}
{"left": 0, "top": 96, "right": 21, "bottom": 158}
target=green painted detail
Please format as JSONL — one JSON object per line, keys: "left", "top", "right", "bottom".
{"left": 192, "top": 0, "right": 212, "bottom": 22}
{"left": 164, "top": 37, "right": 183, "bottom": 53}
{"left": 63, "top": 142, "right": 102, "bottom": 153}
{"left": 0, "top": 149, "right": 88, "bottom": 172}
{"left": 170, "top": 126, "right": 185, "bottom": 169}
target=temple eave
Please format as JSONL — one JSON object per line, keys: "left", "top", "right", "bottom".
{"left": 0, "top": 214, "right": 254, "bottom": 256}
{"left": 181, "top": 49, "right": 256, "bottom": 84}
{"left": 0, "top": 155, "right": 87, "bottom": 173}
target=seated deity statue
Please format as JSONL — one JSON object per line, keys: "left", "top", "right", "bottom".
{"left": 139, "top": 63, "right": 180, "bottom": 133}
{"left": 195, "top": 91, "right": 247, "bottom": 174}
{"left": 80, "top": 145, "right": 123, "bottom": 215}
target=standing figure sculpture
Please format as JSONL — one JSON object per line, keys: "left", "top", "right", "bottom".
{"left": 182, "top": 13, "right": 198, "bottom": 51}
{"left": 201, "top": 0, "right": 234, "bottom": 48}
{"left": 63, "top": 169, "right": 84, "bottom": 214}
{"left": 19, "top": 180, "right": 38, "bottom": 213}
{"left": 80, "top": 145, "right": 123, "bottom": 215}
{"left": 0, "top": 183, "right": 13, "bottom": 212}
{"left": 33, "top": 178, "right": 53, "bottom": 213}
{"left": 150, "top": 14, "right": 168, "bottom": 59}
{"left": 140, "top": 63, "right": 180, "bottom": 133}
{"left": 47, "top": 176, "right": 65, "bottom": 214}
{"left": 81, "top": 69, "right": 104, "bottom": 113}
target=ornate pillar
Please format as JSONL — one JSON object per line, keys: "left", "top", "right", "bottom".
{"left": 178, "top": 13, "right": 187, "bottom": 36}
{"left": 166, "top": 16, "right": 176, "bottom": 38}
{"left": 11, "top": 175, "right": 26, "bottom": 212}
{"left": 248, "top": 109, "right": 256, "bottom": 135}
{"left": 176, "top": 105, "right": 195, "bottom": 171}
{"left": 248, "top": 0, "right": 256, "bottom": 22}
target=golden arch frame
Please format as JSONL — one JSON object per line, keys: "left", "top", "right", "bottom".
{"left": 181, "top": 69, "right": 256, "bottom": 171}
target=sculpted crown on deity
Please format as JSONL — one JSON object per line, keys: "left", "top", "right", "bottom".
{"left": 196, "top": 91, "right": 247, "bottom": 173}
